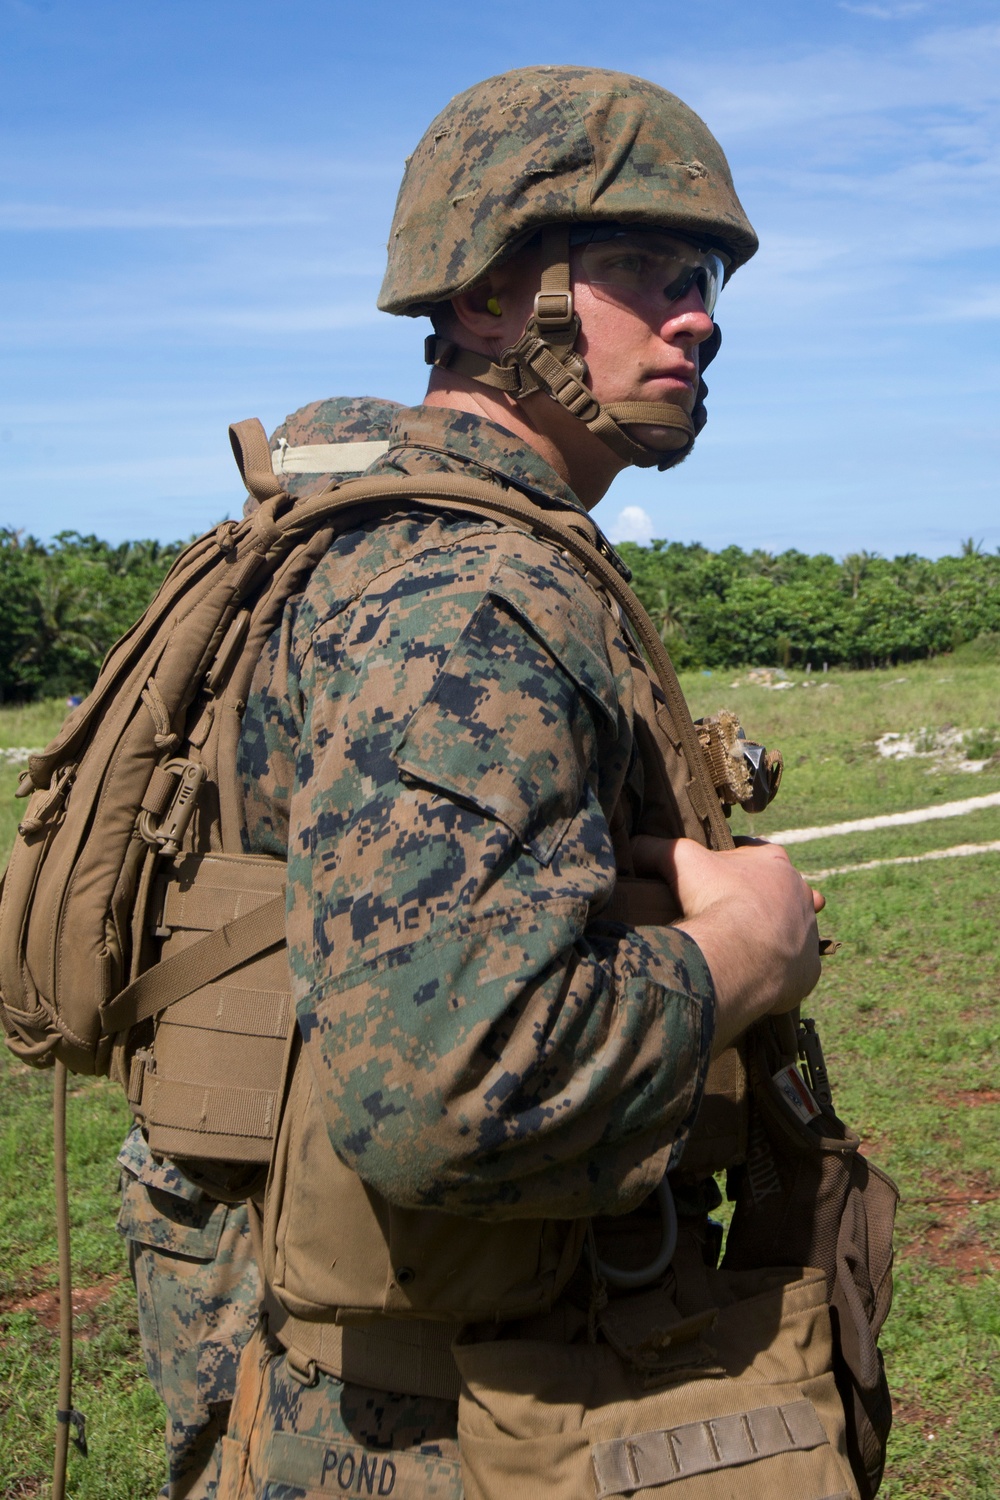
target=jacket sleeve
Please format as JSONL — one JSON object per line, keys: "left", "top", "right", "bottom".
{"left": 285, "top": 527, "right": 716, "bottom": 1220}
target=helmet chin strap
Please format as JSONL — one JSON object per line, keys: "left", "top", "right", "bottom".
{"left": 424, "top": 225, "right": 698, "bottom": 472}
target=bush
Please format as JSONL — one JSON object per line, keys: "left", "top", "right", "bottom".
{"left": 0, "top": 531, "right": 183, "bottom": 702}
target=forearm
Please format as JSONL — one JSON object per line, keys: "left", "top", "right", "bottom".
{"left": 631, "top": 836, "right": 824, "bottom": 1052}
{"left": 293, "top": 803, "right": 716, "bottom": 1219}
{"left": 671, "top": 910, "right": 769, "bottom": 1054}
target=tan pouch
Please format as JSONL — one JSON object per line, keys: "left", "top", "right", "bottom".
{"left": 122, "top": 851, "right": 297, "bottom": 1175}
{"left": 263, "top": 1048, "right": 586, "bottom": 1326}
{"left": 455, "top": 1265, "right": 859, "bottom": 1500}
{"left": 724, "top": 1018, "right": 898, "bottom": 1500}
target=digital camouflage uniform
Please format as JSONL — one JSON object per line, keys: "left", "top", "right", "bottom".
{"left": 118, "top": 1126, "right": 260, "bottom": 1499}
{"left": 221, "top": 403, "right": 717, "bottom": 1497}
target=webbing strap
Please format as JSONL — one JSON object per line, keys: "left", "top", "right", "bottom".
{"left": 539, "top": 223, "right": 572, "bottom": 299}
{"left": 602, "top": 401, "right": 695, "bottom": 439}
{"left": 263, "top": 1285, "right": 463, "bottom": 1403}
{"left": 230, "top": 417, "right": 285, "bottom": 503}
{"left": 426, "top": 339, "right": 523, "bottom": 392}
{"left": 144, "top": 1075, "right": 279, "bottom": 1140}
{"left": 590, "top": 1400, "right": 829, "bottom": 1497}
{"left": 161, "top": 982, "right": 293, "bottom": 1040}
{"left": 99, "top": 893, "right": 285, "bottom": 1034}
{"left": 160, "top": 879, "right": 284, "bottom": 932}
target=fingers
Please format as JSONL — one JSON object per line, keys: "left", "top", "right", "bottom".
{"left": 811, "top": 886, "right": 825, "bottom": 913}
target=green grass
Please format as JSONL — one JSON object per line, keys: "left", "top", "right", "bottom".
{"left": 2, "top": 662, "right": 999, "bottom": 1497}
{"left": 684, "top": 658, "right": 1000, "bottom": 1498}
{"left": 0, "top": 699, "right": 68, "bottom": 865}
{"left": 0, "top": 1066, "right": 162, "bottom": 1499}
{"left": 682, "top": 657, "right": 1000, "bottom": 834}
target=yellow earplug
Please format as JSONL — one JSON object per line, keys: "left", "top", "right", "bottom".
{"left": 486, "top": 296, "right": 502, "bottom": 317}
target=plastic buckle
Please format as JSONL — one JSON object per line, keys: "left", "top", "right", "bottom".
{"left": 533, "top": 289, "right": 574, "bottom": 329}
{"left": 137, "top": 759, "right": 207, "bottom": 858}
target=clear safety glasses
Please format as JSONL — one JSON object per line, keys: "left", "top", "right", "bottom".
{"left": 572, "top": 226, "right": 729, "bottom": 321}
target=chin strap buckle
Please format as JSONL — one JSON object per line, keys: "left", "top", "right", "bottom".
{"left": 533, "top": 288, "right": 575, "bottom": 329}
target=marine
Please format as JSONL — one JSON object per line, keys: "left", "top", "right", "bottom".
{"left": 212, "top": 65, "right": 871, "bottom": 1500}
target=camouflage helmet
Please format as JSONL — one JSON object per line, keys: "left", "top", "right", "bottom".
{"left": 379, "top": 65, "right": 756, "bottom": 317}
{"left": 379, "top": 67, "right": 756, "bottom": 473}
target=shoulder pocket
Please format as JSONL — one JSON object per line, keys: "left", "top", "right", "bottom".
{"left": 393, "top": 560, "right": 617, "bottom": 864}
{"left": 487, "top": 554, "right": 617, "bottom": 726}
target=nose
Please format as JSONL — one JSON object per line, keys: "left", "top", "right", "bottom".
{"left": 658, "top": 283, "right": 715, "bottom": 347}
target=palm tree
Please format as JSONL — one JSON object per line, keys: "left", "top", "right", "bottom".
{"left": 15, "top": 572, "right": 103, "bottom": 676}
{"left": 654, "top": 587, "right": 688, "bottom": 641}
{"left": 841, "top": 550, "right": 878, "bottom": 600}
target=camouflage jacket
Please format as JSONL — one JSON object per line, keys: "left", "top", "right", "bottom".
{"left": 239, "top": 404, "right": 715, "bottom": 1220}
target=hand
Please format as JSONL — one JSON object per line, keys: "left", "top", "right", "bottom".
{"left": 630, "top": 835, "right": 825, "bottom": 1054}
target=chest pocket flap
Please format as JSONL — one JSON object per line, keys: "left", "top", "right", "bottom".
{"left": 393, "top": 552, "right": 617, "bottom": 864}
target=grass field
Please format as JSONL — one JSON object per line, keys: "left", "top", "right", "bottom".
{"left": 2, "top": 659, "right": 998, "bottom": 1497}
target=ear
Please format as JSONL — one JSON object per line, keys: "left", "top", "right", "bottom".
{"left": 450, "top": 279, "right": 507, "bottom": 339}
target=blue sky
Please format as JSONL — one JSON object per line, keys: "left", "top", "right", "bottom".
{"left": 2, "top": 0, "right": 997, "bottom": 558}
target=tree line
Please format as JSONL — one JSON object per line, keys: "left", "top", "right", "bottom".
{"left": 2, "top": 527, "right": 998, "bottom": 703}
{"left": 0, "top": 530, "right": 185, "bottom": 702}
{"left": 617, "top": 537, "right": 1000, "bottom": 673}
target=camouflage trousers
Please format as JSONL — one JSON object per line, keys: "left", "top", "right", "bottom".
{"left": 218, "top": 1322, "right": 465, "bottom": 1499}
{"left": 118, "top": 1128, "right": 262, "bottom": 1499}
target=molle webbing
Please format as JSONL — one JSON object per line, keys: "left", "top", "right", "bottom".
{"left": 590, "top": 1401, "right": 831, "bottom": 1497}
{"left": 262, "top": 1286, "right": 463, "bottom": 1403}
{"left": 117, "top": 853, "right": 294, "bottom": 1165}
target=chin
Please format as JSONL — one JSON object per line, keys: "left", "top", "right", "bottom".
{"left": 621, "top": 424, "right": 690, "bottom": 452}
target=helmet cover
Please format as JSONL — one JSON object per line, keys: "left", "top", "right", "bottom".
{"left": 380, "top": 65, "right": 757, "bottom": 316}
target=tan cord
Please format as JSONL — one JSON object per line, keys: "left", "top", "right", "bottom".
{"left": 52, "top": 1060, "right": 72, "bottom": 1500}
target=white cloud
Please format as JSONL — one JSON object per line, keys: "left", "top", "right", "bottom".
{"left": 608, "top": 506, "right": 654, "bottom": 545}
{"left": 913, "top": 285, "right": 1000, "bottom": 322}
{"left": 654, "top": 20, "right": 1000, "bottom": 141}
